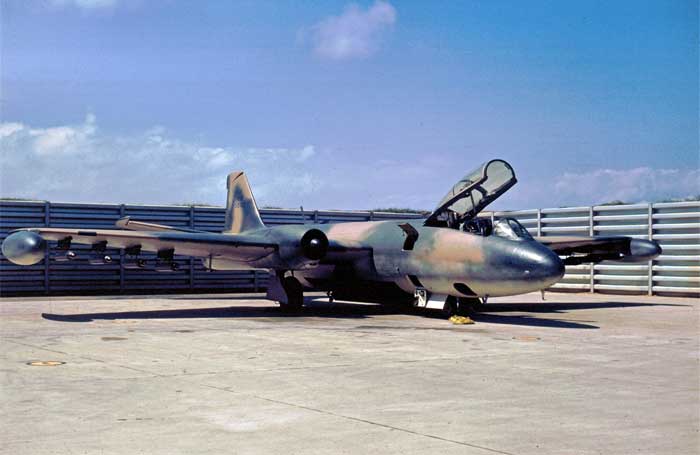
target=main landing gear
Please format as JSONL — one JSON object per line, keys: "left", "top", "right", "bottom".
{"left": 266, "top": 273, "right": 304, "bottom": 313}
{"left": 280, "top": 276, "right": 304, "bottom": 313}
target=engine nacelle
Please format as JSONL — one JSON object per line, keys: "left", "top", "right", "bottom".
{"left": 1, "top": 231, "right": 46, "bottom": 265}
{"left": 277, "top": 228, "right": 329, "bottom": 269}
{"left": 300, "top": 229, "right": 329, "bottom": 261}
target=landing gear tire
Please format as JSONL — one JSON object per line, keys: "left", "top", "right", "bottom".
{"left": 279, "top": 276, "right": 304, "bottom": 313}
{"left": 458, "top": 297, "right": 483, "bottom": 314}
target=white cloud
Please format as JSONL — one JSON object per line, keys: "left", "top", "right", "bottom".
{"left": 29, "top": 113, "right": 97, "bottom": 156}
{"left": 296, "top": 145, "right": 315, "bottom": 162}
{"left": 553, "top": 167, "right": 700, "bottom": 205}
{"left": 0, "top": 115, "right": 319, "bottom": 207}
{"left": 310, "top": 1, "right": 396, "bottom": 60}
{"left": 47, "top": 0, "right": 117, "bottom": 9}
{"left": 4, "top": 117, "right": 694, "bottom": 211}
{"left": 0, "top": 123, "right": 24, "bottom": 138}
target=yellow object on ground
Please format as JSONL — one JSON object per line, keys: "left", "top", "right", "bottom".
{"left": 449, "top": 315, "right": 474, "bottom": 325}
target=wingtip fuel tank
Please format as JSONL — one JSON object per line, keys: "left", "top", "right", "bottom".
{"left": 621, "top": 239, "right": 663, "bottom": 263}
{"left": 2, "top": 231, "right": 46, "bottom": 266}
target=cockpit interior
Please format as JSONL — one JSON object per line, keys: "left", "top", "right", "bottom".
{"left": 462, "top": 217, "right": 533, "bottom": 241}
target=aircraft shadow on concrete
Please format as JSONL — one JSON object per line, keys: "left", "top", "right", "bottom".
{"left": 40, "top": 298, "right": 399, "bottom": 323}
{"left": 466, "top": 300, "right": 688, "bottom": 329}
{"left": 38, "top": 297, "right": 682, "bottom": 330}
{"left": 479, "top": 300, "right": 686, "bottom": 313}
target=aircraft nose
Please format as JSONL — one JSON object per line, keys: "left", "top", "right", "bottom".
{"left": 468, "top": 237, "right": 565, "bottom": 296}
{"left": 521, "top": 243, "right": 566, "bottom": 289}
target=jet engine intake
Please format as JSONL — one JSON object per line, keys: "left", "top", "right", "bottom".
{"left": 276, "top": 228, "right": 329, "bottom": 269}
{"left": 300, "top": 229, "right": 329, "bottom": 261}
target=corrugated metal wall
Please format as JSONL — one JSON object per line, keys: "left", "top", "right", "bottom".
{"left": 1, "top": 200, "right": 698, "bottom": 296}
{"left": 0, "top": 201, "right": 419, "bottom": 295}
{"left": 488, "top": 201, "right": 700, "bottom": 296}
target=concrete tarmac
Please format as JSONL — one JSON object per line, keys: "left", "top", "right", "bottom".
{"left": 1, "top": 292, "right": 698, "bottom": 455}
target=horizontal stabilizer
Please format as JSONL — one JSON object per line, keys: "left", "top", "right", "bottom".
{"left": 115, "top": 217, "right": 206, "bottom": 234}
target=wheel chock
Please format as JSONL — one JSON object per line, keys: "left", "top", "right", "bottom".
{"left": 449, "top": 315, "right": 474, "bottom": 325}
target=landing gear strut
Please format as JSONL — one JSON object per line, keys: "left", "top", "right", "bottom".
{"left": 442, "top": 296, "right": 478, "bottom": 317}
{"left": 458, "top": 297, "right": 485, "bottom": 313}
{"left": 279, "top": 276, "right": 304, "bottom": 313}
{"left": 443, "top": 296, "right": 460, "bottom": 317}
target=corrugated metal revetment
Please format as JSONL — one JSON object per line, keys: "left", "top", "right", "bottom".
{"left": 1, "top": 200, "right": 698, "bottom": 296}
{"left": 487, "top": 201, "right": 700, "bottom": 296}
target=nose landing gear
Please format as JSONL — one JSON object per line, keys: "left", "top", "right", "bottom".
{"left": 443, "top": 296, "right": 486, "bottom": 318}
{"left": 458, "top": 296, "right": 486, "bottom": 314}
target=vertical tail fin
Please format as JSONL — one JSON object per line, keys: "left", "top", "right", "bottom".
{"left": 223, "top": 171, "right": 265, "bottom": 233}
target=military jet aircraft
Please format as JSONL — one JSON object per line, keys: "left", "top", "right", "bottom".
{"left": 1, "top": 159, "right": 661, "bottom": 316}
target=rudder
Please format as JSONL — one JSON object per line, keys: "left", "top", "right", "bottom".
{"left": 223, "top": 171, "right": 265, "bottom": 233}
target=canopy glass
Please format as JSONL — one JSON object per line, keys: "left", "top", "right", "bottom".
{"left": 424, "top": 159, "right": 517, "bottom": 227}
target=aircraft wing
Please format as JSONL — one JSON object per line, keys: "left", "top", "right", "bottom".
{"left": 536, "top": 235, "right": 661, "bottom": 265}
{"left": 19, "top": 227, "right": 278, "bottom": 263}
{"left": 4, "top": 222, "right": 373, "bottom": 270}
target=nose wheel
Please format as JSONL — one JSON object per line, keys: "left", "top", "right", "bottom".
{"left": 458, "top": 297, "right": 485, "bottom": 314}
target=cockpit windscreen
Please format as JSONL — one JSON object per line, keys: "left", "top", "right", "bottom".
{"left": 493, "top": 218, "right": 533, "bottom": 241}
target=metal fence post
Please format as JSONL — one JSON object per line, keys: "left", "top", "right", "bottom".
{"left": 44, "top": 201, "right": 50, "bottom": 295}
{"left": 589, "top": 206, "right": 595, "bottom": 293}
{"left": 119, "top": 204, "right": 125, "bottom": 294}
{"left": 189, "top": 205, "right": 195, "bottom": 291}
{"left": 648, "top": 203, "right": 653, "bottom": 296}
{"left": 536, "top": 208, "right": 542, "bottom": 236}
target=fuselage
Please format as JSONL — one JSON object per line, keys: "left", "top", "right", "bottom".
{"left": 249, "top": 220, "right": 565, "bottom": 299}
{"left": 0, "top": 219, "right": 565, "bottom": 302}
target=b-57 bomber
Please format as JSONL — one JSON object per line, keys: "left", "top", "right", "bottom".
{"left": 2, "top": 159, "right": 661, "bottom": 316}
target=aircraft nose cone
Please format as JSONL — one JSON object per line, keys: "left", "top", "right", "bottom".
{"left": 1, "top": 231, "right": 46, "bottom": 266}
{"left": 468, "top": 237, "right": 565, "bottom": 297}
{"left": 524, "top": 245, "right": 565, "bottom": 288}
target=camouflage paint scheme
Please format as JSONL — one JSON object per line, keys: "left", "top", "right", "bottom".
{"left": 1, "top": 159, "right": 661, "bottom": 312}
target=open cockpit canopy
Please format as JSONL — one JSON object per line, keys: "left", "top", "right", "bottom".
{"left": 424, "top": 159, "right": 517, "bottom": 228}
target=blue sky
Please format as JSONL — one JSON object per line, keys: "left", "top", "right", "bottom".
{"left": 1, "top": 0, "right": 698, "bottom": 210}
